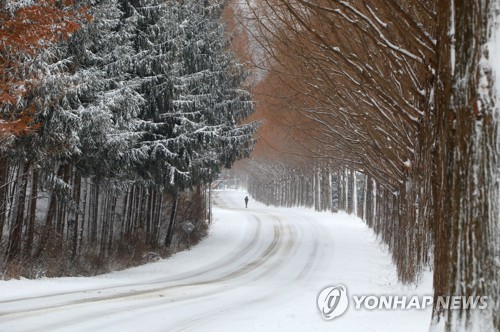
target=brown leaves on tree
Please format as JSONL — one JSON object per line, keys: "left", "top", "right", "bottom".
{"left": 0, "top": 0, "right": 90, "bottom": 137}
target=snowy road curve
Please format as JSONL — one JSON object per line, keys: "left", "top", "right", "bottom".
{"left": 0, "top": 191, "right": 432, "bottom": 331}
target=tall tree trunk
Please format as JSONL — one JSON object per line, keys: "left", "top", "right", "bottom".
{"left": 79, "top": 178, "right": 88, "bottom": 250}
{"left": 99, "top": 192, "right": 109, "bottom": 258}
{"left": 146, "top": 188, "right": 155, "bottom": 244}
{"left": 5, "top": 161, "right": 29, "bottom": 266}
{"left": 107, "top": 196, "right": 117, "bottom": 256}
{"left": 133, "top": 186, "right": 141, "bottom": 235}
{"left": 24, "top": 168, "right": 38, "bottom": 258}
{"left": 34, "top": 184, "right": 57, "bottom": 259}
{"left": 433, "top": 1, "right": 499, "bottom": 329}
{"left": 121, "top": 187, "right": 130, "bottom": 240}
{"left": 208, "top": 184, "right": 212, "bottom": 224}
{"left": 6, "top": 164, "right": 19, "bottom": 226}
{"left": 71, "top": 172, "right": 81, "bottom": 260}
{"left": 90, "top": 183, "right": 99, "bottom": 245}
{"left": 154, "top": 190, "right": 163, "bottom": 244}
{"left": 347, "top": 170, "right": 355, "bottom": 215}
{"left": 0, "top": 156, "right": 8, "bottom": 245}
{"left": 55, "top": 164, "right": 70, "bottom": 244}
{"left": 340, "top": 169, "right": 347, "bottom": 211}
{"left": 165, "top": 191, "right": 179, "bottom": 248}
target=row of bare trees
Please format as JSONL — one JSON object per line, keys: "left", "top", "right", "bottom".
{"left": 245, "top": 160, "right": 358, "bottom": 214}
{"left": 243, "top": 157, "right": 423, "bottom": 283}
{"left": 235, "top": 0, "right": 498, "bottom": 330}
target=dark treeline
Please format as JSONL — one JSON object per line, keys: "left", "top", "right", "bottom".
{"left": 0, "top": 0, "right": 257, "bottom": 278}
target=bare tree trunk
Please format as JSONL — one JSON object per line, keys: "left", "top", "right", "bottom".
{"left": 120, "top": 188, "right": 129, "bottom": 241}
{"left": 125, "top": 185, "right": 134, "bottom": 238}
{"left": 79, "top": 178, "right": 88, "bottom": 250}
{"left": 90, "top": 183, "right": 99, "bottom": 245}
{"left": 146, "top": 187, "right": 153, "bottom": 243}
{"left": 35, "top": 183, "right": 57, "bottom": 259}
{"left": 6, "top": 164, "right": 19, "bottom": 226}
{"left": 314, "top": 167, "right": 320, "bottom": 211}
{"left": 364, "top": 176, "right": 373, "bottom": 227}
{"left": 347, "top": 170, "right": 355, "bottom": 215}
{"left": 99, "top": 192, "right": 109, "bottom": 258}
{"left": 433, "top": 1, "right": 498, "bottom": 329}
{"left": 338, "top": 170, "right": 345, "bottom": 211}
{"left": 208, "top": 184, "right": 212, "bottom": 224}
{"left": 55, "top": 164, "right": 70, "bottom": 246}
{"left": 165, "top": 191, "right": 179, "bottom": 248}
{"left": 133, "top": 186, "right": 141, "bottom": 236}
{"left": 5, "top": 161, "right": 29, "bottom": 266}
{"left": 107, "top": 196, "right": 116, "bottom": 255}
{"left": 71, "top": 172, "right": 81, "bottom": 260}
{"left": 0, "top": 156, "right": 8, "bottom": 245}
{"left": 24, "top": 168, "right": 38, "bottom": 258}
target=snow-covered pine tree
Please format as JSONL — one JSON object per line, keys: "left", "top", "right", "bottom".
{"left": 127, "top": 0, "right": 257, "bottom": 246}
{"left": 64, "top": 0, "right": 144, "bottom": 181}
{"left": 129, "top": 0, "right": 257, "bottom": 189}
{"left": 172, "top": 1, "right": 258, "bottom": 185}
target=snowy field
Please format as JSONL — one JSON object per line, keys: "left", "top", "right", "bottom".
{"left": 0, "top": 190, "right": 432, "bottom": 332}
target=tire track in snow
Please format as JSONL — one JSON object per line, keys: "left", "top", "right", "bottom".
{"left": 78, "top": 214, "right": 297, "bottom": 332}
{"left": 0, "top": 213, "right": 262, "bottom": 311}
{"left": 0, "top": 213, "right": 287, "bottom": 330}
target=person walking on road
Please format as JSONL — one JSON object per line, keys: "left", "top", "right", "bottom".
{"left": 244, "top": 196, "right": 249, "bottom": 208}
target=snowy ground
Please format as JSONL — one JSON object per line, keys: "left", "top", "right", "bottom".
{"left": 0, "top": 190, "right": 432, "bottom": 332}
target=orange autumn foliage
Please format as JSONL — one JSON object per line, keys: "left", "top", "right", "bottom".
{"left": 0, "top": 0, "right": 89, "bottom": 137}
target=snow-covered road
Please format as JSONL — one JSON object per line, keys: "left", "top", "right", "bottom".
{"left": 0, "top": 191, "right": 432, "bottom": 331}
